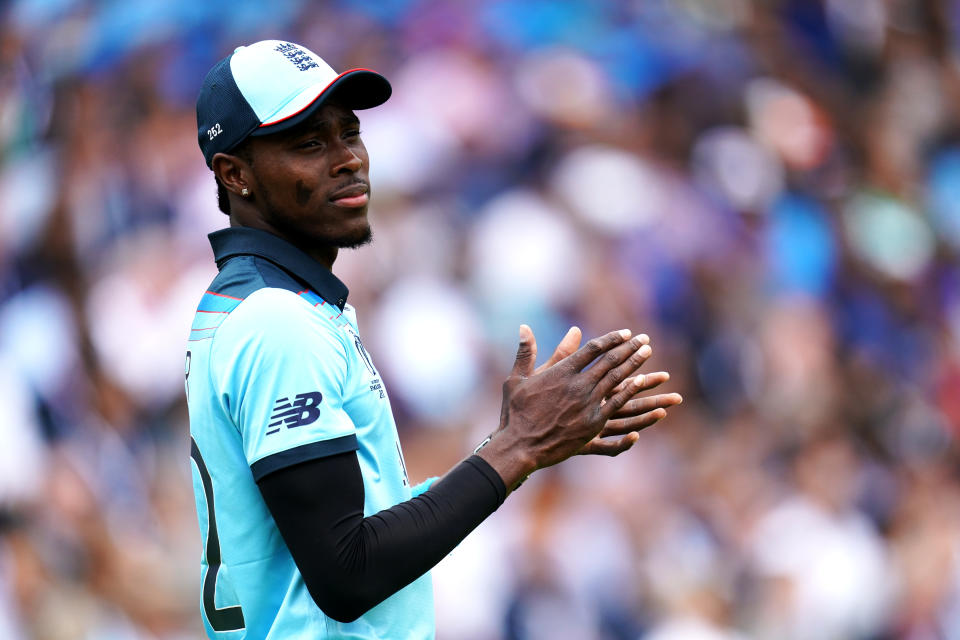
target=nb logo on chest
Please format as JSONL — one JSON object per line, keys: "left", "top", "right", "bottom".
{"left": 266, "top": 392, "right": 323, "bottom": 435}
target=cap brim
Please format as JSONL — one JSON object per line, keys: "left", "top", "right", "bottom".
{"left": 250, "top": 69, "right": 391, "bottom": 137}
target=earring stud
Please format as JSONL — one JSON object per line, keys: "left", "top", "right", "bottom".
{"left": 241, "top": 188, "right": 250, "bottom": 197}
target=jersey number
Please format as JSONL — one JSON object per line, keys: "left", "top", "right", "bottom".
{"left": 191, "top": 438, "right": 246, "bottom": 632}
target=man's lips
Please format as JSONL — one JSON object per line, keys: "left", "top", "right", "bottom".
{"left": 330, "top": 183, "right": 369, "bottom": 208}
{"left": 331, "top": 194, "right": 369, "bottom": 208}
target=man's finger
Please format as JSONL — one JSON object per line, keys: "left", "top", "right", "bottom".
{"left": 599, "top": 409, "right": 669, "bottom": 436}
{"left": 578, "top": 432, "right": 640, "bottom": 457}
{"left": 591, "top": 341, "right": 651, "bottom": 397}
{"left": 611, "top": 392, "right": 683, "bottom": 419}
{"left": 610, "top": 369, "right": 665, "bottom": 395}
{"left": 534, "top": 326, "right": 582, "bottom": 375}
{"left": 562, "top": 329, "right": 633, "bottom": 372}
{"left": 600, "top": 373, "right": 653, "bottom": 418}
{"left": 510, "top": 324, "right": 538, "bottom": 378}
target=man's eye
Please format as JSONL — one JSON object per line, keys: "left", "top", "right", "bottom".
{"left": 345, "top": 129, "right": 362, "bottom": 138}
{"left": 299, "top": 139, "right": 322, "bottom": 149}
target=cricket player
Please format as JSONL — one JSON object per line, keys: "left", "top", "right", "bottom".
{"left": 185, "top": 39, "right": 682, "bottom": 639}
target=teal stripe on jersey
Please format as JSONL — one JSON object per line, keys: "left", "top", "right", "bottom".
{"left": 298, "top": 289, "right": 326, "bottom": 307}
{"left": 198, "top": 290, "right": 245, "bottom": 313}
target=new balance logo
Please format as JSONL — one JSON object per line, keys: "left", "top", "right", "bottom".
{"left": 266, "top": 392, "right": 323, "bottom": 435}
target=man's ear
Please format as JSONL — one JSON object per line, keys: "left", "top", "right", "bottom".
{"left": 211, "top": 152, "right": 251, "bottom": 197}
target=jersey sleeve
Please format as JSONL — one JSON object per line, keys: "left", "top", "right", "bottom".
{"left": 209, "top": 287, "right": 358, "bottom": 480}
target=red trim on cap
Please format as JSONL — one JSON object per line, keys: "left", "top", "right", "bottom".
{"left": 258, "top": 68, "right": 380, "bottom": 128}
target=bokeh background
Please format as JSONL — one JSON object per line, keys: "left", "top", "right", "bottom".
{"left": 2, "top": 0, "right": 960, "bottom": 638}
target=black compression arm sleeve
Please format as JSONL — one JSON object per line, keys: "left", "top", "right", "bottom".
{"left": 256, "top": 451, "right": 506, "bottom": 622}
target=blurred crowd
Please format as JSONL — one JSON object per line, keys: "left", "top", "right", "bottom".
{"left": 2, "top": 0, "right": 960, "bottom": 638}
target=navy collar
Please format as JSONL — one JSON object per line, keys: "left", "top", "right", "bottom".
{"left": 208, "top": 227, "right": 349, "bottom": 311}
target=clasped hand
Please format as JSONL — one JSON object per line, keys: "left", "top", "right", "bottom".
{"left": 478, "top": 325, "right": 682, "bottom": 491}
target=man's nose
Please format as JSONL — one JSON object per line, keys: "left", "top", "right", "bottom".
{"left": 331, "top": 145, "right": 363, "bottom": 175}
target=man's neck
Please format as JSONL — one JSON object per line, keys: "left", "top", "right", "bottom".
{"left": 229, "top": 215, "right": 338, "bottom": 271}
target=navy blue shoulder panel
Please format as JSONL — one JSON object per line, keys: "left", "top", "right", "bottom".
{"left": 207, "top": 255, "right": 307, "bottom": 300}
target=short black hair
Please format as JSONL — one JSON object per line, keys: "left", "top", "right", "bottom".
{"left": 214, "top": 140, "right": 255, "bottom": 215}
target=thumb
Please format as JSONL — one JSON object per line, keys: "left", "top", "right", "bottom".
{"left": 511, "top": 324, "right": 537, "bottom": 377}
{"left": 535, "top": 325, "right": 583, "bottom": 374}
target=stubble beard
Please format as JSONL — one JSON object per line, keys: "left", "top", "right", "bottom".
{"left": 333, "top": 223, "right": 373, "bottom": 249}
{"left": 258, "top": 180, "right": 374, "bottom": 250}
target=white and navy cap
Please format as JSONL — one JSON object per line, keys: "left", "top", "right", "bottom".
{"left": 196, "top": 40, "right": 391, "bottom": 167}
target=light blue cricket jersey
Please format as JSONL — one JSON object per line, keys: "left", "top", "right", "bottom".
{"left": 185, "top": 227, "right": 434, "bottom": 639}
